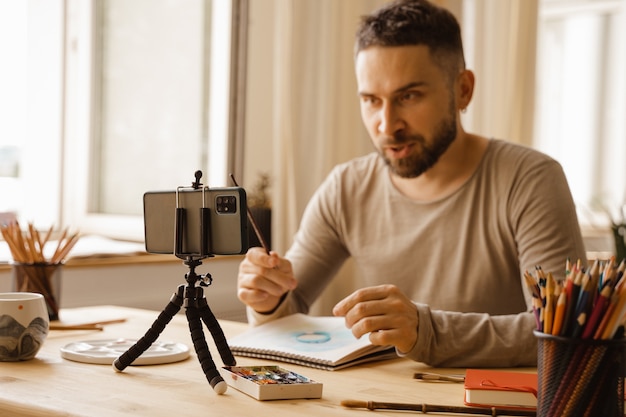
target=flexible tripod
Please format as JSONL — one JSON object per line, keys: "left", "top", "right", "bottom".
{"left": 113, "top": 256, "right": 236, "bottom": 393}
{"left": 113, "top": 171, "right": 237, "bottom": 394}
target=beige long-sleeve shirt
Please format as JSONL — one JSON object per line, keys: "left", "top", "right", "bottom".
{"left": 249, "top": 139, "right": 586, "bottom": 367}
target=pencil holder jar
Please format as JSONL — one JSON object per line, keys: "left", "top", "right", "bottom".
{"left": 535, "top": 330, "right": 625, "bottom": 417}
{"left": 11, "top": 262, "right": 62, "bottom": 321}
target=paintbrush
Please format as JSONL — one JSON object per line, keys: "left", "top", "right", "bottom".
{"left": 229, "top": 173, "right": 271, "bottom": 254}
{"left": 49, "top": 323, "right": 104, "bottom": 331}
{"left": 340, "top": 400, "right": 536, "bottom": 416}
{"left": 49, "top": 318, "right": 127, "bottom": 331}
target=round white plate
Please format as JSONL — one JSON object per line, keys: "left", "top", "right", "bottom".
{"left": 60, "top": 339, "right": 190, "bottom": 365}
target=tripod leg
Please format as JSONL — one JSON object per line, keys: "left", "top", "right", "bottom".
{"left": 198, "top": 297, "right": 236, "bottom": 366}
{"left": 113, "top": 286, "right": 184, "bottom": 372}
{"left": 186, "top": 304, "right": 228, "bottom": 394}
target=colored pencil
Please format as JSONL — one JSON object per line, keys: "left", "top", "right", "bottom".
{"left": 551, "top": 288, "right": 567, "bottom": 336}
{"left": 582, "top": 283, "right": 612, "bottom": 339}
{"left": 543, "top": 273, "right": 555, "bottom": 334}
{"left": 525, "top": 259, "right": 626, "bottom": 341}
{"left": 561, "top": 270, "right": 583, "bottom": 336}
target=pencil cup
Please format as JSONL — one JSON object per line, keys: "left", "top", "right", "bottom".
{"left": 11, "top": 262, "right": 62, "bottom": 321}
{"left": 535, "top": 331, "right": 625, "bottom": 417}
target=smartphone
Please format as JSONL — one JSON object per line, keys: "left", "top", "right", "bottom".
{"left": 143, "top": 187, "right": 248, "bottom": 256}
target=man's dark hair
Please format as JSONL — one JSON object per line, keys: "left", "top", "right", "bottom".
{"left": 356, "top": 0, "right": 465, "bottom": 77}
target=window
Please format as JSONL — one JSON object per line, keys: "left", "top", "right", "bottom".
{"left": 534, "top": 0, "right": 626, "bottom": 228}
{"left": 0, "top": 1, "right": 60, "bottom": 226}
{"left": 1, "top": 0, "right": 247, "bottom": 241}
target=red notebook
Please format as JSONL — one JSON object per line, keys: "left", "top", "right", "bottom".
{"left": 463, "top": 369, "right": 537, "bottom": 410}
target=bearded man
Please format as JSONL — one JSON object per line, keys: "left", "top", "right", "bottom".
{"left": 237, "top": 0, "right": 585, "bottom": 367}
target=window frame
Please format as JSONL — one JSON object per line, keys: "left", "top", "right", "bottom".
{"left": 61, "top": 0, "right": 248, "bottom": 241}
{"left": 534, "top": 0, "right": 626, "bottom": 230}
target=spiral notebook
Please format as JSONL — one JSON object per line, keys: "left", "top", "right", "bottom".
{"left": 227, "top": 313, "right": 397, "bottom": 371}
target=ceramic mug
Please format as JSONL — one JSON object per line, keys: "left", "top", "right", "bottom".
{"left": 0, "top": 292, "right": 49, "bottom": 361}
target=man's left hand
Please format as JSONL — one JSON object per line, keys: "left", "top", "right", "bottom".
{"left": 332, "top": 284, "right": 418, "bottom": 354}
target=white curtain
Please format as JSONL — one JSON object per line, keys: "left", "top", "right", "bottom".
{"left": 271, "top": 0, "right": 385, "bottom": 314}
{"left": 271, "top": 0, "right": 384, "bottom": 256}
{"left": 461, "top": 0, "right": 539, "bottom": 146}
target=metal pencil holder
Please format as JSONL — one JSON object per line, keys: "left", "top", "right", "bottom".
{"left": 535, "top": 330, "right": 625, "bottom": 417}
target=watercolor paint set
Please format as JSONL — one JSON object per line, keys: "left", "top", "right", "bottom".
{"left": 221, "top": 365, "right": 323, "bottom": 400}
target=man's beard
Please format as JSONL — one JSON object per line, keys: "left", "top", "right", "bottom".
{"left": 379, "top": 112, "right": 457, "bottom": 179}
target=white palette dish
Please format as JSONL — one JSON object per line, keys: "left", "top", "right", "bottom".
{"left": 60, "top": 338, "right": 190, "bottom": 365}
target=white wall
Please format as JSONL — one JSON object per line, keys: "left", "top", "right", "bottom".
{"left": 242, "top": 0, "right": 276, "bottom": 188}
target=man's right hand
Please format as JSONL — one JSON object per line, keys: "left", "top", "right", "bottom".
{"left": 237, "top": 247, "right": 297, "bottom": 313}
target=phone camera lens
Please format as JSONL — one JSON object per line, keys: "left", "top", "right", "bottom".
{"left": 215, "top": 195, "right": 237, "bottom": 214}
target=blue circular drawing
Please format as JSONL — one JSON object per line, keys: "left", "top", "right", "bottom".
{"left": 295, "top": 331, "right": 331, "bottom": 344}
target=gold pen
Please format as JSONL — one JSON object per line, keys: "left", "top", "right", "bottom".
{"left": 413, "top": 372, "right": 465, "bottom": 383}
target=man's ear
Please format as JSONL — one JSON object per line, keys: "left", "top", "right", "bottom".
{"left": 457, "top": 69, "right": 475, "bottom": 111}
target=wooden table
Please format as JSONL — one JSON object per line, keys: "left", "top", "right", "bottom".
{"left": 0, "top": 306, "right": 479, "bottom": 417}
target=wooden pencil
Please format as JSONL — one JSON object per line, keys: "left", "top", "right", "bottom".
{"left": 2, "top": 223, "right": 79, "bottom": 264}
{"left": 582, "top": 283, "right": 612, "bottom": 339}
{"left": 544, "top": 273, "right": 555, "bottom": 334}
{"left": 562, "top": 270, "right": 583, "bottom": 336}
{"left": 594, "top": 291, "right": 620, "bottom": 339}
{"left": 551, "top": 288, "right": 567, "bottom": 336}
{"left": 600, "top": 285, "right": 626, "bottom": 340}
